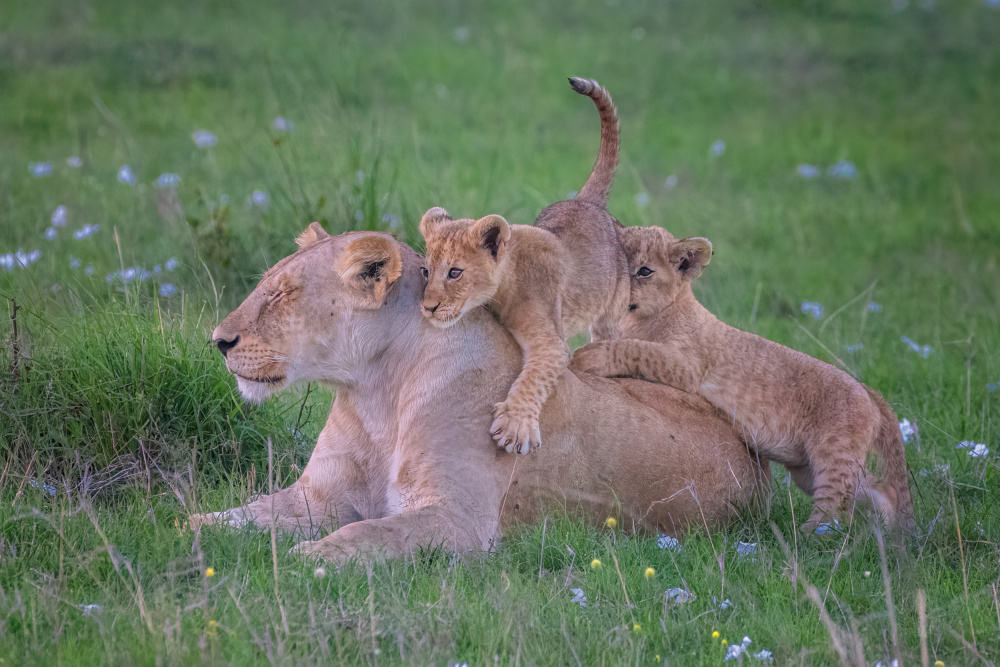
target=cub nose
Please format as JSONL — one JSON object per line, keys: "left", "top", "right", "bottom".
{"left": 214, "top": 334, "right": 240, "bottom": 357}
{"left": 424, "top": 302, "right": 441, "bottom": 314}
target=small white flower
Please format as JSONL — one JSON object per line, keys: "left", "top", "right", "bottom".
{"left": 901, "top": 336, "right": 932, "bottom": 358}
{"left": 754, "top": 648, "right": 774, "bottom": 663}
{"left": 313, "top": 566, "right": 327, "bottom": 579}
{"left": 664, "top": 174, "right": 678, "bottom": 189}
{"left": 569, "top": 587, "right": 587, "bottom": 607}
{"left": 85, "top": 265, "right": 95, "bottom": 275}
{"left": 78, "top": 604, "right": 101, "bottom": 616}
{"left": 192, "top": 130, "right": 218, "bottom": 148}
{"left": 866, "top": 301, "right": 882, "bottom": 312}
{"left": 156, "top": 173, "right": 181, "bottom": 188}
{"left": 657, "top": 534, "right": 681, "bottom": 552}
{"left": 159, "top": 283, "right": 178, "bottom": 297}
{"left": 165, "top": 257, "right": 179, "bottom": 271}
{"left": 74, "top": 224, "right": 100, "bottom": 240}
{"left": 665, "top": 587, "right": 696, "bottom": 604}
{"left": 52, "top": 205, "right": 68, "bottom": 226}
{"left": 957, "top": 441, "right": 989, "bottom": 458}
{"left": 635, "top": 192, "right": 650, "bottom": 207}
{"left": 735, "top": 541, "right": 757, "bottom": 558}
{"left": 711, "top": 139, "right": 726, "bottom": 156}
{"left": 875, "top": 660, "right": 899, "bottom": 667}
{"left": 453, "top": 26, "right": 471, "bottom": 42}
{"left": 827, "top": 160, "right": 858, "bottom": 179}
{"left": 898, "top": 418, "right": 918, "bottom": 444}
{"left": 67, "top": 156, "right": 83, "bottom": 168}
{"left": 724, "top": 636, "right": 752, "bottom": 661}
{"left": 250, "top": 190, "right": 270, "bottom": 210}
{"left": 117, "top": 165, "right": 137, "bottom": 185}
{"left": 797, "top": 163, "right": 819, "bottom": 178}
{"left": 800, "top": 301, "right": 823, "bottom": 319}
{"left": 713, "top": 596, "right": 734, "bottom": 610}
{"left": 70, "top": 258, "right": 81, "bottom": 269}
{"left": 273, "top": 116, "right": 293, "bottom": 132}
{"left": 813, "top": 520, "right": 841, "bottom": 536}
{"left": 29, "top": 162, "right": 53, "bottom": 177}
{"left": 45, "top": 227, "right": 57, "bottom": 240}
{"left": 381, "top": 213, "right": 401, "bottom": 229}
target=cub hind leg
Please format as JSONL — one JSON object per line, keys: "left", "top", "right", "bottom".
{"left": 800, "top": 434, "right": 870, "bottom": 534}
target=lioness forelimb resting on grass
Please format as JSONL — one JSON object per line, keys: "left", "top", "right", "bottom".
{"left": 417, "top": 77, "right": 630, "bottom": 454}
{"left": 570, "top": 225, "right": 914, "bottom": 534}
{"left": 189, "top": 228, "right": 770, "bottom": 564}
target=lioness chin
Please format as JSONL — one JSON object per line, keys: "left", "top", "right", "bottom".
{"left": 571, "top": 225, "right": 914, "bottom": 534}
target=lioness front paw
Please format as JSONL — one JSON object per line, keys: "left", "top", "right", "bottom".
{"left": 569, "top": 342, "right": 616, "bottom": 377}
{"left": 490, "top": 402, "right": 542, "bottom": 454}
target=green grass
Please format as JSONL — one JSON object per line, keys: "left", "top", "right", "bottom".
{"left": 2, "top": 0, "right": 999, "bottom": 663}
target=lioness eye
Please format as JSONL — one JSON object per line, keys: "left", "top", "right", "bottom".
{"left": 448, "top": 267, "right": 463, "bottom": 280}
{"left": 420, "top": 267, "right": 429, "bottom": 279}
{"left": 637, "top": 267, "right": 654, "bottom": 277}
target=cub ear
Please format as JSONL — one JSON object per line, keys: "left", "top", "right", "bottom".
{"left": 471, "top": 214, "right": 511, "bottom": 261}
{"left": 669, "top": 237, "right": 713, "bottom": 280}
{"left": 296, "top": 221, "right": 329, "bottom": 249}
{"left": 338, "top": 234, "right": 403, "bottom": 309}
{"left": 418, "top": 207, "right": 452, "bottom": 237}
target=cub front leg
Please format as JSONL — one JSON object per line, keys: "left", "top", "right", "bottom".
{"left": 491, "top": 313, "right": 569, "bottom": 455}
{"left": 570, "top": 340, "right": 702, "bottom": 394}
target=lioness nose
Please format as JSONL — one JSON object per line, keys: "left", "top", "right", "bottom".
{"left": 215, "top": 335, "right": 240, "bottom": 357}
{"left": 424, "top": 302, "right": 440, "bottom": 313}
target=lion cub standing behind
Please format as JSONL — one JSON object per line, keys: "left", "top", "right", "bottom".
{"left": 418, "top": 78, "right": 630, "bottom": 454}
{"left": 570, "top": 226, "right": 913, "bottom": 532}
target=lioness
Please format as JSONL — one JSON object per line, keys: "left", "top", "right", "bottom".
{"left": 570, "top": 225, "right": 914, "bottom": 533}
{"left": 191, "top": 226, "right": 769, "bottom": 563}
{"left": 417, "top": 78, "right": 630, "bottom": 454}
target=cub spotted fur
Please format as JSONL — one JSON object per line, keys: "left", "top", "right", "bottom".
{"left": 419, "top": 77, "right": 630, "bottom": 454}
{"left": 570, "top": 225, "right": 914, "bottom": 532}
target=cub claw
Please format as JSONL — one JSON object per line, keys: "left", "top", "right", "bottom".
{"left": 492, "top": 402, "right": 541, "bottom": 454}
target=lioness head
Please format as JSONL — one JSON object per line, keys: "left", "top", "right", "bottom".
{"left": 211, "top": 222, "right": 404, "bottom": 402}
{"left": 417, "top": 207, "right": 511, "bottom": 328}
{"left": 620, "top": 226, "right": 713, "bottom": 318}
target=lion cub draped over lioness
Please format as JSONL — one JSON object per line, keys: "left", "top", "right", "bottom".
{"left": 419, "top": 78, "right": 630, "bottom": 454}
{"left": 570, "top": 226, "right": 914, "bottom": 533}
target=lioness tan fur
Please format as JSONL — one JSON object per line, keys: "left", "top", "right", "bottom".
{"left": 190, "top": 227, "right": 770, "bottom": 564}
{"left": 417, "top": 78, "right": 630, "bottom": 454}
{"left": 570, "top": 225, "right": 914, "bottom": 533}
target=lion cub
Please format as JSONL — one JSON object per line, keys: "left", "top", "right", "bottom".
{"left": 570, "top": 226, "right": 914, "bottom": 532}
{"left": 418, "top": 78, "right": 630, "bottom": 454}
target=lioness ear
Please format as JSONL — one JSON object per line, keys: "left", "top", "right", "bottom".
{"left": 338, "top": 235, "right": 403, "bottom": 309}
{"left": 669, "top": 237, "right": 713, "bottom": 280}
{"left": 418, "top": 207, "right": 452, "bottom": 237}
{"left": 471, "top": 214, "right": 511, "bottom": 261}
{"left": 296, "top": 221, "right": 329, "bottom": 249}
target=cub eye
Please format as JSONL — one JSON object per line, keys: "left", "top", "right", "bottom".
{"left": 636, "top": 267, "right": 654, "bottom": 278}
{"left": 447, "top": 267, "right": 463, "bottom": 280}
{"left": 420, "top": 267, "right": 429, "bottom": 279}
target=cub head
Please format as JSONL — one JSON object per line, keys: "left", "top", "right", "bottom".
{"left": 619, "top": 226, "right": 713, "bottom": 318}
{"left": 418, "top": 206, "right": 511, "bottom": 328}
{"left": 211, "top": 222, "right": 404, "bottom": 402}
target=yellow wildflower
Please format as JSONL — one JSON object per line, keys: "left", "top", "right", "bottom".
{"left": 712, "top": 631, "right": 720, "bottom": 639}
{"left": 205, "top": 567, "right": 215, "bottom": 577}
{"left": 605, "top": 517, "right": 617, "bottom": 529}
{"left": 644, "top": 567, "right": 655, "bottom": 579}
{"left": 591, "top": 559, "right": 602, "bottom": 569}
{"left": 721, "top": 639, "right": 728, "bottom": 647}
{"left": 934, "top": 662, "right": 944, "bottom": 667}
{"left": 632, "top": 622, "right": 642, "bottom": 632}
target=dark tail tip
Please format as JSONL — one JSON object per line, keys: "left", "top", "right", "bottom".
{"left": 568, "top": 76, "right": 592, "bottom": 95}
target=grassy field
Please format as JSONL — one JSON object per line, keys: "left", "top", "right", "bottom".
{"left": 2, "top": 0, "right": 999, "bottom": 664}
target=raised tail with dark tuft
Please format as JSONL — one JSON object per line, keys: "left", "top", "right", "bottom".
{"left": 567, "top": 77, "right": 620, "bottom": 207}
{"left": 865, "top": 387, "right": 915, "bottom": 533}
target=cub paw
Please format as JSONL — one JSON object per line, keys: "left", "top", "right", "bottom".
{"left": 491, "top": 402, "right": 542, "bottom": 454}
{"left": 569, "top": 342, "right": 615, "bottom": 377}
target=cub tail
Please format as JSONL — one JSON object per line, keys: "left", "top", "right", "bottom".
{"left": 865, "top": 387, "right": 915, "bottom": 533}
{"left": 568, "top": 77, "right": 620, "bottom": 207}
